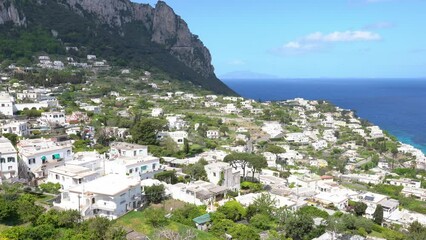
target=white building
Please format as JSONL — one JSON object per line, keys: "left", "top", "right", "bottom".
{"left": 16, "top": 90, "right": 40, "bottom": 101}
{"left": 205, "top": 162, "right": 240, "bottom": 190}
{"left": 151, "top": 108, "right": 164, "bottom": 117}
{"left": 55, "top": 175, "right": 141, "bottom": 220}
{"left": 1, "top": 121, "right": 29, "bottom": 136}
{"left": 47, "top": 165, "right": 98, "bottom": 191}
{"left": 206, "top": 130, "right": 220, "bottom": 139}
{"left": 368, "top": 126, "right": 384, "bottom": 139}
{"left": 109, "top": 142, "right": 148, "bottom": 159}
{"left": 40, "top": 111, "right": 66, "bottom": 126}
{"left": 313, "top": 192, "right": 348, "bottom": 210}
{"left": 221, "top": 104, "right": 240, "bottom": 114}
{"left": 17, "top": 138, "right": 73, "bottom": 179}
{"left": 166, "top": 115, "right": 187, "bottom": 130}
{"left": 286, "top": 133, "right": 309, "bottom": 144}
{"left": 262, "top": 122, "right": 283, "bottom": 138}
{"left": 0, "top": 92, "right": 15, "bottom": 116}
{"left": 105, "top": 155, "right": 162, "bottom": 180}
{"left": 386, "top": 178, "right": 421, "bottom": 188}
{"left": 167, "top": 180, "right": 227, "bottom": 206}
{"left": 157, "top": 131, "right": 188, "bottom": 145}
{"left": 66, "top": 151, "right": 104, "bottom": 175}
{"left": 0, "top": 137, "right": 18, "bottom": 179}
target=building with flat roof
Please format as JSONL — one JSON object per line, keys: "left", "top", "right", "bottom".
{"left": 66, "top": 151, "right": 104, "bottom": 175}
{"left": 1, "top": 121, "right": 29, "bottom": 137}
{"left": 0, "top": 92, "right": 15, "bottom": 116}
{"left": 205, "top": 162, "right": 240, "bottom": 191}
{"left": 167, "top": 180, "right": 228, "bottom": 206}
{"left": 0, "top": 137, "right": 18, "bottom": 180}
{"left": 40, "top": 111, "right": 66, "bottom": 126}
{"left": 54, "top": 174, "right": 141, "bottom": 219}
{"left": 17, "top": 138, "right": 73, "bottom": 179}
{"left": 109, "top": 142, "right": 148, "bottom": 158}
{"left": 105, "top": 155, "right": 163, "bottom": 180}
{"left": 313, "top": 192, "right": 348, "bottom": 210}
{"left": 47, "top": 165, "right": 98, "bottom": 192}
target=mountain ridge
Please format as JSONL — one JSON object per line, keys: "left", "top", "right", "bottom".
{"left": 0, "top": 0, "right": 236, "bottom": 95}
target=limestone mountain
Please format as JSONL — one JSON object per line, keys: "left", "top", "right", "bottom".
{"left": 0, "top": 0, "right": 236, "bottom": 95}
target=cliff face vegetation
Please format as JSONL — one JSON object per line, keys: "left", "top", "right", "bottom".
{"left": 0, "top": 0, "right": 235, "bottom": 95}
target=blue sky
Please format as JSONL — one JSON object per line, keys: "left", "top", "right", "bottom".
{"left": 134, "top": 0, "right": 426, "bottom": 78}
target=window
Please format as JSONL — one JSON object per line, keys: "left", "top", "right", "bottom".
{"left": 129, "top": 169, "right": 133, "bottom": 174}
{"left": 135, "top": 168, "right": 138, "bottom": 172}
{"left": 134, "top": 150, "right": 137, "bottom": 156}
{"left": 141, "top": 165, "right": 147, "bottom": 171}
{"left": 8, "top": 166, "right": 12, "bottom": 170}
{"left": 152, "top": 164, "right": 156, "bottom": 170}
{"left": 213, "top": 172, "right": 217, "bottom": 177}
{"left": 0, "top": 158, "right": 5, "bottom": 163}
{"left": 78, "top": 179, "right": 82, "bottom": 184}
{"left": 7, "top": 157, "right": 15, "bottom": 163}
{"left": 56, "top": 174, "right": 59, "bottom": 180}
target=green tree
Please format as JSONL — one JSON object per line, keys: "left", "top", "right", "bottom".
{"left": 407, "top": 221, "right": 426, "bottom": 240}
{"left": 38, "top": 182, "right": 61, "bottom": 194}
{"left": 373, "top": 204, "right": 384, "bottom": 225}
{"left": 210, "top": 219, "right": 235, "bottom": 237}
{"left": 16, "top": 194, "right": 44, "bottom": 224}
{"left": 285, "top": 213, "right": 314, "bottom": 240}
{"left": 184, "top": 138, "right": 190, "bottom": 154}
{"left": 265, "top": 144, "right": 286, "bottom": 154}
{"left": 2, "top": 133, "right": 18, "bottom": 146}
{"left": 154, "top": 170, "right": 178, "bottom": 184}
{"left": 248, "top": 154, "right": 267, "bottom": 180}
{"left": 171, "top": 204, "right": 207, "bottom": 226}
{"left": 144, "top": 208, "right": 169, "bottom": 227}
{"left": 144, "top": 184, "right": 166, "bottom": 204}
{"left": 131, "top": 118, "right": 166, "bottom": 145}
{"left": 354, "top": 202, "right": 368, "bottom": 216}
{"left": 182, "top": 160, "right": 207, "bottom": 181}
{"left": 250, "top": 213, "right": 273, "bottom": 230}
{"left": 297, "top": 206, "right": 329, "bottom": 219}
{"left": 217, "top": 200, "right": 246, "bottom": 221}
{"left": 247, "top": 193, "right": 277, "bottom": 218}
{"left": 229, "top": 224, "right": 260, "bottom": 240}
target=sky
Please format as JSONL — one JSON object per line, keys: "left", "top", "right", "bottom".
{"left": 134, "top": 0, "right": 426, "bottom": 79}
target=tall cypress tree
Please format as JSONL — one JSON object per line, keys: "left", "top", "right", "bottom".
{"left": 373, "top": 204, "right": 384, "bottom": 225}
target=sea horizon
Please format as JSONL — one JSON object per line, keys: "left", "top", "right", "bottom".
{"left": 223, "top": 78, "right": 426, "bottom": 155}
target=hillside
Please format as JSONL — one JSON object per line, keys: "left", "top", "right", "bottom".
{"left": 0, "top": 0, "right": 236, "bottom": 95}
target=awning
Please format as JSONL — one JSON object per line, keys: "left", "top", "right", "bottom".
{"left": 53, "top": 154, "right": 60, "bottom": 159}
{"left": 193, "top": 213, "right": 211, "bottom": 225}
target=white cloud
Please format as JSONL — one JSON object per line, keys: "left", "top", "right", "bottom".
{"left": 305, "top": 31, "right": 381, "bottom": 42}
{"left": 273, "top": 30, "right": 381, "bottom": 56}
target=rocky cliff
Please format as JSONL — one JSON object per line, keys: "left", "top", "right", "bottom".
{"left": 0, "top": 0, "right": 235, "bottom": 95}
{"left": 0, "top": 0, "right": 26, "bottom": 26}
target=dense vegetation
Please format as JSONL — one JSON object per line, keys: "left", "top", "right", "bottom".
{"left": 0, "top": 0, "right": 235, "bottom": 95}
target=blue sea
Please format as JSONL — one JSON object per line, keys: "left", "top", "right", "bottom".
{"left": 223, "top": 78, "right": 426, "bottom": 154}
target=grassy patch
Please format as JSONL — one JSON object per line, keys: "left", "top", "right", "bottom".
{"left": 116, "top": 210, "right": 218, "bottom": 240}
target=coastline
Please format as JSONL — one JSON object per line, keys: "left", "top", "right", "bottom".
{"left": 223, "top": 78, "right": 426, "bottom": 155}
